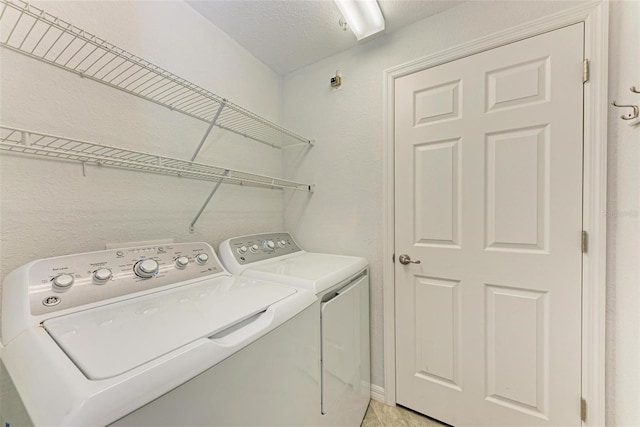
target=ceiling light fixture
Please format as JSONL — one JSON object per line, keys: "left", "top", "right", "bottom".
{"left": 333, "top": 0, "right": 385, "bottom": 41}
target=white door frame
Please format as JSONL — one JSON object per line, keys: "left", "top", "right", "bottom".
{"left": 381, "top": 1, "right": 608, "bottom": 425}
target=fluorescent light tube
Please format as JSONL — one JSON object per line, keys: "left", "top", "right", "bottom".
{"left": 333, "top": 0, "right": 385, "bottom": 41}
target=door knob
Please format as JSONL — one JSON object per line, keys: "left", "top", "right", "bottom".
{"left": 398, "top": 254, "right": 421, "bottom": 265}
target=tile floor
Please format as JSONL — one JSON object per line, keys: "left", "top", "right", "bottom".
{"left": 361, "top": 400, "right": 450, "bottom": 427}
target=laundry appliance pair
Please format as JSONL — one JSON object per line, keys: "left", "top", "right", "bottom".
{"left": 0, "top": 233, "right": 370, "bottom": 426}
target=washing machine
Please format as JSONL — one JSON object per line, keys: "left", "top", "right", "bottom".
{"left": 0, "top": 242, "right": 319, "bottom": 426}
{"left": 219, "top": 232, "right": 370, "bottom": 427}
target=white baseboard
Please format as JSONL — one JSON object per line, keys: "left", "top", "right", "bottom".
{"left": 371, "top": 384, "right": 385, "bottom": 403}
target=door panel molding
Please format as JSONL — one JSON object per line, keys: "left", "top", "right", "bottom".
{"left": 382, "top": 2, "right": 608, "bottom": 425}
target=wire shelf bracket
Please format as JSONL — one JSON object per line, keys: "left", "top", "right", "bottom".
{"left": 189, "top": 170, "right": 230, "bottom": 233}
{"left": 0, "top": 0, "right": 314, "bottom": 149}
{"left": 191, "top": 101, "right": 226, "bottom": 162}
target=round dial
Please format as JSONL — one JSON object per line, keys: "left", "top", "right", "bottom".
{"left": 52, "top": 273, "right": 74, "bottom": 291}
{"left": 93, "top": 268, "right": 112, "bottom": 285}
{"left": 175, "top": 256, "right": 189, "bottom": 269}
{"left": 195, "top": 253, "right": 209, "bottom": 265}
{"left": 267, "top": 240, "right": 275, "bottom": 250}
{"left": 237, "top": 246, "right": 248, "bottom": 255}
{"left": 278, "top": 240, "right": 286, "bottom": 248}
{"left": 250, "top": 244, "right": 259, "bottom": 253}
{"left": 134, "top": 259, "right": 159, "bottom": 278}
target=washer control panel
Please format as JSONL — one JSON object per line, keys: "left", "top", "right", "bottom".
{"left": 28, "top": 242, "right": 222, "bottom": 316}
{"left": 225, "top": 233, "right": 301, "bottom": 265}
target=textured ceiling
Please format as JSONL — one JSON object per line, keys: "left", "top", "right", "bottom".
{"left": 187, "top": 0, "right": 464, "bottom": 75}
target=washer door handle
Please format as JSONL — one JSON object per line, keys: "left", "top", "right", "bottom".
{"left": 398, "top": 254, "right": 421, "bottom": 265}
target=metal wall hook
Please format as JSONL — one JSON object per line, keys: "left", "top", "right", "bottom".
{"left": 631, "top": 86, "right": 640, "bottom": 94}
{"left": 611, "top": 101, "right": 639, "bottom": 120}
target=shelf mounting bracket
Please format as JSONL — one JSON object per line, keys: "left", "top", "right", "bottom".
{"left": 190, "top": 101, "right": 226, "bottom": 162}
{"left": 20, "top": 131, "right": 30, "bottom": 146}
{"left": 189, "top": 169, "right": 230, "bottom": 233}
{"left": 282, "top": 139, "right": 315, "bottom": 149}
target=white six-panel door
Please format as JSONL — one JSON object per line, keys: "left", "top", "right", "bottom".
{"left": 394, "top": 24, "right": 584, "bottom": 426}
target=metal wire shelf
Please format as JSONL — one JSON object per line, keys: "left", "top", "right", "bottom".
{"left": 0, "top": 0, "right": 312, "bottom": 149}
{"left": 0, "top": 126, "right": 314, "bottom": 192}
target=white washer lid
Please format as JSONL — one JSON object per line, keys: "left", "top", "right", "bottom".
{"left": 43, "top": 276, "right": 296, "bottom": 380}
{"left": 241, "top": 253, "right": 368, "bottom": 294}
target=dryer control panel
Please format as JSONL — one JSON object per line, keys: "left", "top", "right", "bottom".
{"left": 221, "top": 232, "right": 301, "bottom": 265}
{"left": 25, "top": 242, "right": 223, "bottom": 316}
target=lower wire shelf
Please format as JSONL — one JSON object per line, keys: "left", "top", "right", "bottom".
{"left": 0, "top": 125, "right": 314, "bottom": 192}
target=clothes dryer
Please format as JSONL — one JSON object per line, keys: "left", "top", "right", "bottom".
{"left": 219, "top": 232, "right": 370, "bottom": 427}
{"left": 0, "top": 242, "right": 318, "bottom": 426}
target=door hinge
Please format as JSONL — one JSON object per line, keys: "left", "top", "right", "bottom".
{"left": 581, "top": 397, "right": 587, "bottom": 422}
{"left": 583, "top": 59, "right": 590, "bottom": 83}
{"left": 392, "top": 253, "right": 395, "bottom": 263}
{"left": 582, "top": 230, "right": 589, "bottom": 253}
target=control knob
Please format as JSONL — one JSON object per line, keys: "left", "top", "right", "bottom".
{"left": 134, "top": 259, "right": 159, "bottom": 278}
{"left": 175, "top": 256, "right": 189, "bottom": 269}
{"left": 52, "top": 273, "right": 74, "bottom": 292}
{"left": 278, "top": 240, "right": 286, "bottom": 248}
{"left": 93, "top": 268, "right": 113, "bottom": 285}
{"left": 249, "top": 244, "right": 259, "bottom": 253}
{"left": 195, "top": 253, "right": 209, "bottom": 265}
{"left": 266, "top": 240, "right": 275, "bottom": 250}
{"left": 237, "top": 246, "right": 248, "bottom": 255}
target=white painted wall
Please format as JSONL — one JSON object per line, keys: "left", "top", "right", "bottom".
{"left": 606, "top": 1, "right": 640, "bottom": 426}
{"left": 0, "top": 0, "right": 285, "bottom": 296}
{"left": 282, "top": 0, "right": 639, "bottom": 424}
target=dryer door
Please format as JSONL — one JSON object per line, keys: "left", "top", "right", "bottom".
{"left": 320, "top": 273, "right": 370, "bottom": 420}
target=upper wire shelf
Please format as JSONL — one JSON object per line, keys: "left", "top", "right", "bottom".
{"left": 0, "top": 0, "right": 312, "bottom": 149}
{"left": 0, "top": 126, "right": 314, "bottom": 192}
